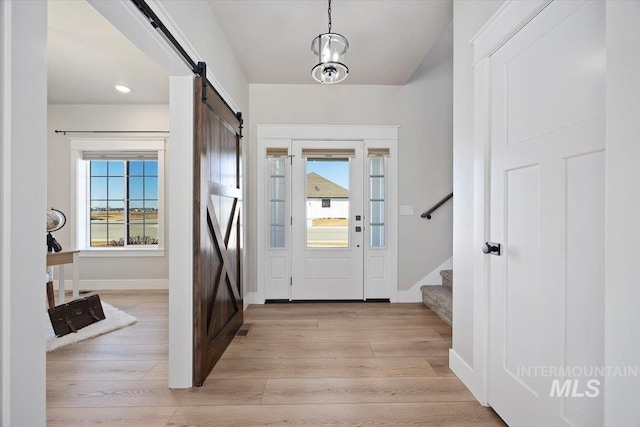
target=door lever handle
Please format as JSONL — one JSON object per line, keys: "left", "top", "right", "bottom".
{"left": 482, "top": 242, "right": 501, "bottom": 256}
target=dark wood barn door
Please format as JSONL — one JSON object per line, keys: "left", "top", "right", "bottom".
{"left": 193, "top": 75, "right": 243, "bottom": 386}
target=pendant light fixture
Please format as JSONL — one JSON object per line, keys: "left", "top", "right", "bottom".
{"left": 311, "top": 0, "right": 349, "bottom": 84}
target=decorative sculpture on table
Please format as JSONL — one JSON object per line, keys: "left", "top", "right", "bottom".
{"left": 46, "top": 208, "right": 66, "bottom": 252}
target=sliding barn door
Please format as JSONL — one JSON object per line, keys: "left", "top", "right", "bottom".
{"left": 193, "top": 76, "right": 243, "bottom": 386}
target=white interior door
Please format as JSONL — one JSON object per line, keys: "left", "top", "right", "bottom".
{"left": 487, "top": 1, "right": 605, "bottom": 426}
{"left": 291, "top": 140, "right": 364, "bottom": 300}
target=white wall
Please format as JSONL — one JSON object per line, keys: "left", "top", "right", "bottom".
{"left": 0, "top": 1, "right": 48, "bottom": 425}
{"left": 248, "top": 25, "right": 454, "bottom": 294}
{"left": 451, "top": 0, "right": 504, "bottom": 391}
{"left": 399, "top": 22, "right": 453, "bottom": 291}
{"left": 167, "top": 76, "right": 194, "bottom": 388}
{"left": 47, "top": 104, "right": 169, "bottom": 287}
{"left": 0, "top": 1, "right": 5, "bottom": 418}
{"left": 157, "top": 0, "right": 249, "bottom": 115}
{"left": 604, "top": 2, "right": 640, "bottom": 425}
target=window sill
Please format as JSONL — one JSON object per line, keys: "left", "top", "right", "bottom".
{"left": 78, "top": 248, "right": 165, "bottom": 258}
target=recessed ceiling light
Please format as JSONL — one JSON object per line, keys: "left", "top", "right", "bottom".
{"left": 114, "top": 84, "right": 131, "bottom": 93}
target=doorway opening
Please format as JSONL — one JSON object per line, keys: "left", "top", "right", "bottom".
{"left": 45, "top": 0, "right": 172, "bottom": 407}
{"left": 256, "top": 125, "right": 399, "bottom": 303}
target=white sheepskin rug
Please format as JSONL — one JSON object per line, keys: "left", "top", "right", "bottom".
{"left": 46, "top": 301, "right": 137, "bottom": 352}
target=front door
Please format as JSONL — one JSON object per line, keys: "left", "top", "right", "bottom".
{"left": 291, "top": 140, "right": 364, "bottom": 300}
{"left": 487, "top": 1, "right": 605, "bottom": 426}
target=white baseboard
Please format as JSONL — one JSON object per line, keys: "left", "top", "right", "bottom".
{"left": 396, "top": 286, "right": 424, "bottom": 302}
{"left": 244, "top": 291, "right": 259, "bottom": 310}
{"left": 52, "top": 279, "right": 168, "bottom": 291}
{"left": 396, "top": 256, "right": 453, "bottom": 303}
{"left": 450, "top": 348, "right": 486, "bottom": 405}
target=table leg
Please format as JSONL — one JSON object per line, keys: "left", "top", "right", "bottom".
{"left": 46, "top": 281, "right": 55, "bottom": 309}
{"left": 58, "top": 264, "right": 66, "bottom": 304}
{"left": 72, "top": 252, "right": 79, "bottom": 299}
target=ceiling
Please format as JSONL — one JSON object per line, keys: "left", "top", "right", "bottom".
{"left": 208, "top": 0, "right": 453, "bottom": 85}
{"left": 47, "top": 0, "right": 169, "bottom": 104}
{"left": 47, "top": 0, "right": 452, "bottom": 105}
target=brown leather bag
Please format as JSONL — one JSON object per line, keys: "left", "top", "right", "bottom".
{"left": 48, "top": 294, "right": 106, "bottom": 337}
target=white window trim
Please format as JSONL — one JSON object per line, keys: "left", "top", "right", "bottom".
{"left": 70, "top": 138, "right": 166, "bottom": 257}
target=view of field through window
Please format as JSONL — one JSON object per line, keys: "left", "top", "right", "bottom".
{"left": 90, "top": 160, "right": 159, "bottom": 247}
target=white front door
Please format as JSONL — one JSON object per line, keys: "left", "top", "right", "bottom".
{"left": 291, "top": 140, "right": 364, "bottom": 300}
{"left": 487, "top": 1, "right": 605, "bottom": 426}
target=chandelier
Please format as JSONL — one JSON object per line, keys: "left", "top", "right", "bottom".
{"left": 311, "top": 0, "right": 349, "bottom": 84}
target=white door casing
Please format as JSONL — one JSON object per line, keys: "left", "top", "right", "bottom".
{"left": 480, "top": 1, "right": 605, "bottom": 426}
{"left": 256, "top": 125, "right": 398, "bottom": 303}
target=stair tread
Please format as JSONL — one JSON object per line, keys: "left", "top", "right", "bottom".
{"left": 439, "top": 269, "right": 453, "bottom": 280}
{"left": 420, "top": 287, "right": 452, "bottom": 305}
{"left": 420, "top": 286, "right": 452, "bottom": 300}
{"left": 420, "top": 284, "right": 451, "bottom": 292}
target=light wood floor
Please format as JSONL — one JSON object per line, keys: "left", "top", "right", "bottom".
{"left": 46, "top": 291, "right": 505, "bottom": 426}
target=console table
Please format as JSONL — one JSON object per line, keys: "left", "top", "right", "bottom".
{"left": 46, "top": 249, "right": 80, "bottom": 307}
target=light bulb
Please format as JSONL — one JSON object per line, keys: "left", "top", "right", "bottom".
{"left": 323, "top": 66, "right": 338, "bottom": 83}
{"left": 115, "top": 84, "right": 131, "bottom": 93}
{"left": 321, "top": 41, "right": 332, "bottom": 63}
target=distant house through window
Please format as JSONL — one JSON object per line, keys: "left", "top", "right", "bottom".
{"left": 305, "top": 161, "right": 350, "bottom": 248}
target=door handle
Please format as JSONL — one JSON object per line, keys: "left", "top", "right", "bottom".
{"left": 355, "top": 226, "right": 362, "bottom": 232}
{"left": 482, "top": 242, "right": 501, "bottom": 256}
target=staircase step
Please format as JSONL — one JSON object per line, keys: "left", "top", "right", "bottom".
{"left": 420, "top": 285, "right": 452, "bottom": 326}
{"left": 440, "top": 269, "right": 453, "bottom": 289}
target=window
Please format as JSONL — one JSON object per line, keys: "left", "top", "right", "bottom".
{"left": 305, "top": 157, "right": 350, "bottom": 248}
{"left": 71, "top": 139, "right": 165, "bottom": 255}
{"left": 268, "top": 156, "right": 286, "bottom": 248}
{"left": 89, "top": 160, "right": 158, "bottom": 247}
{"left": 369, "top": 155, "right": 386, "bottom": 248}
